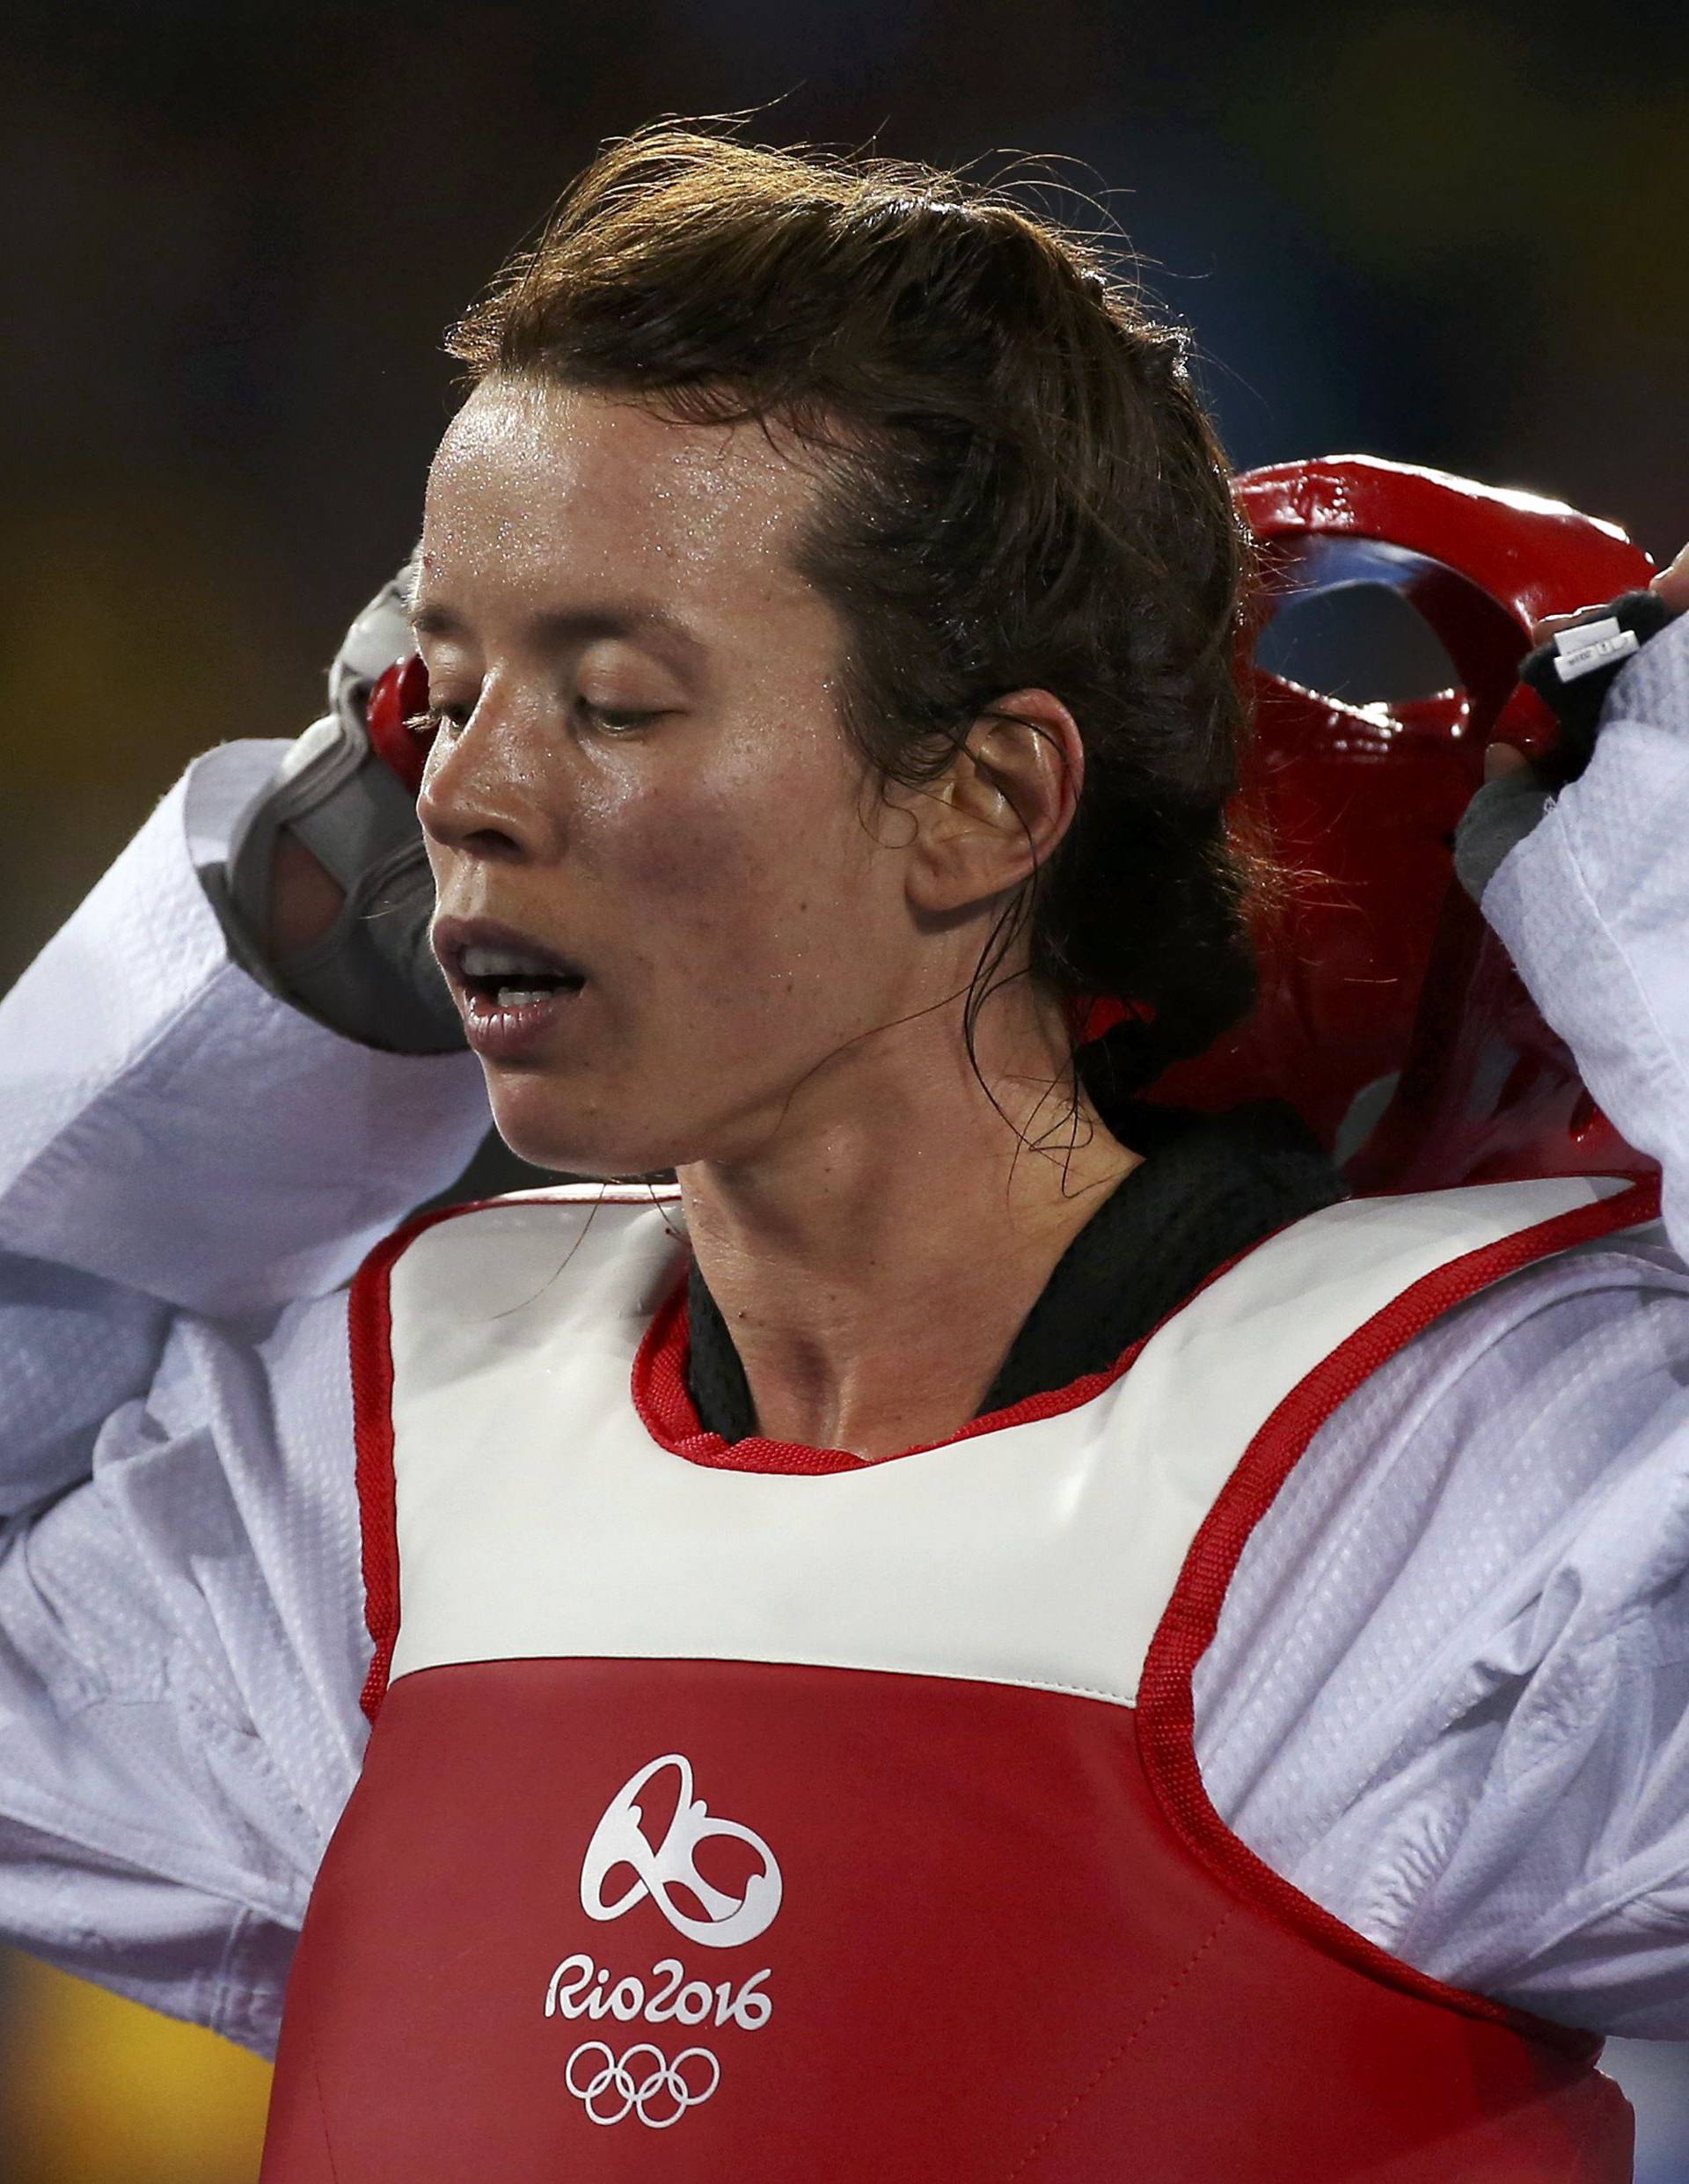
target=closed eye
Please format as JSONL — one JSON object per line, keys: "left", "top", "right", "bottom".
{"left": 405, "top": 706, "right": 460, "bottom": 738}
{"left": 577, "top": 700, "right": 667, "bottom": 734}
{"left": 403, "top": 701, "right": 666, "bottom": 738}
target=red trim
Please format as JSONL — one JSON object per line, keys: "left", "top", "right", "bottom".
{"left": 350, "top": 1200, "right": 472, "bottom": 1723}
{"left": 629, "top": 1213, "right": 1315, "bottom": 1477}
{"left": 631, "top": 1270, "right": 866, "bottom": 1476}
{"left": 347, "top": 1184, "right": 680, "bottom": 1721}
{"left": 1136, "top": 1170, "right": 1663, "bottom": 2054}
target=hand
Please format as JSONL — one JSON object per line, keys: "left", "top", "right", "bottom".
{"left": 1455, "top": 538, "right": 1686, "bottom": 903}
{"left": 1484, "top": 541, "right": 1689, "bottom": 784}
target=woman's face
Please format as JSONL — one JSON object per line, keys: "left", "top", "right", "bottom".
{"left": 414, "top": 376, "right": 946, "bottom": 1178}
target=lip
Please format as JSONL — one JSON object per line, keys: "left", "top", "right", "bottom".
{"left": 431, "top": 913, "right": 589, "bottom": 1064}
{"left": 431, "top": 914, "right": 588, "bottom": 986}
{"left": 457, "top": 982, "right": 587, "bottom": 1062}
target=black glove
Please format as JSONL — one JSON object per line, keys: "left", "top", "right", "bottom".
{"left": 206, "top": 561, "right": 464, "bottom": 1054}
{"left": 1454, "top": 587, "right": 1680, "bottom": 905}
{"left": 1517, "top": 589, "right": 1674, "bottom": 787}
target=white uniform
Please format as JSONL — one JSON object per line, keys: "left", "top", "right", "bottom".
{"left": 3, "top": 619, "right": 1689, "bottom": 2059}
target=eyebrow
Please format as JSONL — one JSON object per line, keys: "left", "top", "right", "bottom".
{"left": 408, "top": 597, "right": 708, "bottom": 670}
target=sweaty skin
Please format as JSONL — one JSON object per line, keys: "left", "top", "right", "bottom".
{"left": 412, "top": 377, "right": 1141, "bottom": 1459}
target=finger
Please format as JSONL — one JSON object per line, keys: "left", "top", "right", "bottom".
{"left": 1650, "top": 540, "right": 1689, "bottom": 616}
{"left": 1531, "top": 603, "right": 1612, "bottom": 644}
{"left": 1483, "top": 741, "right": 1540, "bottom": 785}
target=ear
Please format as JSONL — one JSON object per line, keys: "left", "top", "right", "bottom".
{"left": 900, "top": 688, "right": 1086, "bottom": 916}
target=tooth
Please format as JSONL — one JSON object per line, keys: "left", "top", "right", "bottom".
{"left": 463, "top": 945, "right": 553, "bottom": 977}
{"left": 497, "top": 986, "right": 557, "bottom": 1007}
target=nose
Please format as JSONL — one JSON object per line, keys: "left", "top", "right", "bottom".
{"left": 416, "top": 683, "right": 566, "bottom": 867}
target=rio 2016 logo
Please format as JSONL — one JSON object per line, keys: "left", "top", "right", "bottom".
{"left": 551, "top": 1753, "right": 781, "bottom": 2131}
{"left": 579, "top": 1752, "right": 782, "bottom": 1948}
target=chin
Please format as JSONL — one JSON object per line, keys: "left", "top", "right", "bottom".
{"left": 487, "top": 1083, "right": 684, "bottom": 1184}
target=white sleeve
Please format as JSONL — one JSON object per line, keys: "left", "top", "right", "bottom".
{"left": 0, "top": 1282, "right": 372, "bottom": 2057}
{"left": 1195, "top": 617, "right": 1689, "bottom": 2041}
{"left": 0, "top": 740, "right": 490, "bottom": 2045}
{"left": 0, "top": 739, "right": 490, "bottom": 1513}
{"left": 1198, "top": 1236, "right": 1689, "bottom": 2041}
{"left": 1481, "top": 612, "right": 1689, "bottom": 1262}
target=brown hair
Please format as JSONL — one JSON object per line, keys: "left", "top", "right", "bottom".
{"left": 445, "top": 123, "right": 1260, "bottom": 1127}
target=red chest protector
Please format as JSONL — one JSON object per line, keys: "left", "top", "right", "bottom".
{"left": 261, "top": 461, "right": 1663, "bottom": 2179}
{"left": 259, "top": 1169, "right": 1656, "bottom": 2182}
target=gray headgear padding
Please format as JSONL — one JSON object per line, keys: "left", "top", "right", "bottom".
{"left": 211, "top": 560, "right": 465, "bottom": 1054}
{"left": 1451, "top": 769, "right": 1555, "bottom": 908}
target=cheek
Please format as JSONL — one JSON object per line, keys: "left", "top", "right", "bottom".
{"left": 604, "top": 778, "right": 882, "bottom": 1021}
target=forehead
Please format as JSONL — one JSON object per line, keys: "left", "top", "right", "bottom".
{"left": 420, "top": 377, "right": 824, "bottom": 606}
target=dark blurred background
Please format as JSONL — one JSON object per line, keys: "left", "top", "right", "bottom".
{"left": 2, "top": 0, "right": 1685, "bottom": 2176}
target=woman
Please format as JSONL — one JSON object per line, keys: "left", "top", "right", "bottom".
{"left": 3, "top": 124, "right": 1688, "bottom": 2179}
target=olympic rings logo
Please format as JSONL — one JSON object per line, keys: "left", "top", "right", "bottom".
{"left": 566, "top": 2040, "right": 721, "bottom": 2129}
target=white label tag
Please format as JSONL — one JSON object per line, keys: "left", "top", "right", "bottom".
{"left": 1554, "top": 616, "right": 1622, "bottom": 657}
{"left": 1553, "top": 628, "right": 1640, "bottom": 682}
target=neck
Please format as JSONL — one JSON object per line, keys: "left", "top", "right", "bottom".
{"left": 675, "top": 992, "right": 1141, "bottom": 1461}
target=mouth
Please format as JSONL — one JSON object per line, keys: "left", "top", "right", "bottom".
{"left": 433, "top": 916, "right": 590, "bottom": 1060}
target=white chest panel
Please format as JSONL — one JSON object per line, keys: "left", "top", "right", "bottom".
{"left": 383, "top": 1175, "right": 1630, "bottom": 1708}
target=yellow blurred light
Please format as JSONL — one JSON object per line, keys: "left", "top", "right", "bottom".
{"left": 0, "top": 1951, "right": 271, "bottom": 2184}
